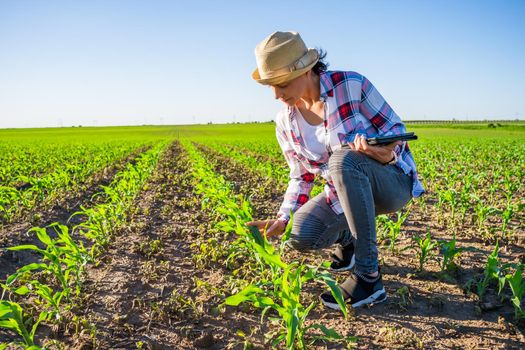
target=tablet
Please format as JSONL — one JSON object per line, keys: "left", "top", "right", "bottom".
{"left": 366, "top": 132, "right": 418, "bottom": 145}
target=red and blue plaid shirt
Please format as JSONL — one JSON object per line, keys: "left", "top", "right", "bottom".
{"left": 276, "top": 71, "right": 425, "bottom": 222}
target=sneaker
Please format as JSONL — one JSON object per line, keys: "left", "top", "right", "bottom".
{"left": 320, "top": 270, "right": 387, "bottom": 309}
{"left": 330, "top": 242, "right": 355, "bottom": 272}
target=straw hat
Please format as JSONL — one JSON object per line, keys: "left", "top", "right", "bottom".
{"left": 252, "top": 31, "right": 319, "bottom": 85}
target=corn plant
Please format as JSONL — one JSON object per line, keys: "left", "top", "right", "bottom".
{"left": 505, "top": 264, "right": 525, "bottom": 321}
{"left": 458, "top": 183, "right": 474, "bottom": 223}
{"left": 382, "top": 208, "right": 410, "bottom": 253}
{"left": 476, "top": 243, "right": 506, "bottom": 299}
{"left": 438, "top": 237, "right": 470, "bottom": 273}
{"left": 412, "top": 231, "right": 438, "bottom": 272}
{"left": 439, "top": 189, "right": 459, "bottom": 224}
{"left": 5, "top": 224, "right": 89, "bottom": 313}
{"left": 0, "top": 300, "right": 45, "bottom": 349}
{"left": 500, "top": 202, "right": 524, "bottom": 238}
{"left": 502, "top": 173, "right": 519, "bottom": 203}
{"left": 0, "top": 227, "right": 86, "bottom": 346}
{"left": 474, "top": 199, "right": 496, "bottom": 230}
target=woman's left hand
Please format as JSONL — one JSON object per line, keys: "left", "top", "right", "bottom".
{"left": 348, "top": 134, "right": 401, "bottom": 164}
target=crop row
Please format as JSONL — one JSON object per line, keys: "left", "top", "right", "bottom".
{"left": 0, "top": 141, "right": 168, "bottom": 349}
{"left": 0, "top": 141, "right": 155, "bottom": 224}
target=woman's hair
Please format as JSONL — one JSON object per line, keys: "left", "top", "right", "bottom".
{"left": 312, "top": 48, "right": 329, "bottom": 75}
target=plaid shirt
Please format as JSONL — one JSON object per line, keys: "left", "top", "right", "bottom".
{"left": 275, "top": 70, "right": 425, "bottom": 222}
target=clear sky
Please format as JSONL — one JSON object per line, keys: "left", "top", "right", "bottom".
{"left": 1, "top": 0, "right": 524, "bottom": 128}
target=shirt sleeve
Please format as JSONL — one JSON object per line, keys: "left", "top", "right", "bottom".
{"left": 359, "top": 75, "right": 407, "bottom": 158}
{"left": 275, "top": 122, "right": 315, "bottom": 223}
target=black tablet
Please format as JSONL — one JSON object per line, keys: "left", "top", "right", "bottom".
{"left": 366, "top": 132, "right": 418, "bottom": 145}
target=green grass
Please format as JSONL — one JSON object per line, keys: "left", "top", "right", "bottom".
{"left": 0, "top": 125, "right": 179, "bottom": 142}
{"left": 1, "top": 121, "right": 524, "bottom": 144}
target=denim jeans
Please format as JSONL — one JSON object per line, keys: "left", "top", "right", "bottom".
{"left": 289, "top": 148, "right": 413, "bottom": 274}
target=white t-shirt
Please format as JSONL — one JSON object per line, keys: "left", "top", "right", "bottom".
{"left": 296, "top": 108, "right": 327, "bottom": 157}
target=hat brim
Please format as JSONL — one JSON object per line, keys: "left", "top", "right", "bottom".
{"left": 252, "top": 49, "right": 319, "bottom": 85}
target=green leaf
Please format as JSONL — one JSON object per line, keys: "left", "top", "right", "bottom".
{"left": 307, "top": 323, "right": 343, "bottom": 340}
{"left": 317, "top": 272, "right": 348, "bottom": 318}
{"left": 6, "top": 263, "right": 48, "bottom": 285}
{"left": 0, "top": 319, "right": 20, "bottom": 333}
{"left": 285, "top": 307, "right": 299, "bottom": 350}
{"left": 13, "top": 285, "right": 30, "bottom": 296}
{"left": 272, "top": 332, "right": 287, "bottom": 347}
{"left": 35, "top": 228, "right": 53, "bottom": 246}
{"left": 7, "top": 245, "right": 44, "bottom": 253}
{"left": 224, "top": 285, "right": 264, "bottom": 306}
{"left": 30, "top": 311, "right": 48, "bottom": 339}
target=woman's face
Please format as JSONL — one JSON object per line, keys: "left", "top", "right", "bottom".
{"left": 270, "top": 73, "right": 308, "bottom": 107}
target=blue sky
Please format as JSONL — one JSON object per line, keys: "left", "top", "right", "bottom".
{"left": 0, "top": 0, "right": 524, "bottom": 128}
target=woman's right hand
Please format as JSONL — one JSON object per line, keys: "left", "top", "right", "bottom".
{"left": 246, "top": 219, "right": 287, "bottom": 238}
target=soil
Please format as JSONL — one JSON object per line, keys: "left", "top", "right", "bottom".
{"left": 1, "top": 140, "right": 524, "bottom": 349}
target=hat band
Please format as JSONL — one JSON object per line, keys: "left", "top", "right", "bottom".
{"left": 260, "top": 50, "right": 316, "bottom": 79}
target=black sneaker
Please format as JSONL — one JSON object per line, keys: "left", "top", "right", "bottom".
{"left": 330, "top": 242, "right": 355, "bottom": 272}
{"left": 320, "top": 270, "right": 387, "bottom": 309}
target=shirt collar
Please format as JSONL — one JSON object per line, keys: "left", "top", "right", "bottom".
{"left": 319, "top": 71, "right": 334, "bottom": 101}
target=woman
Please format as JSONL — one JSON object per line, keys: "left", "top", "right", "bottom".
{"left": 247, "top": 31, "right": 424, "bottom": 309}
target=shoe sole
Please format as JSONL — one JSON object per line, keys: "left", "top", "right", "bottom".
{"left": 321, "top": 288, "right": 387, "bottom": 310}
{"left": 330, "top": 255, "right": 355, "bottom": 273}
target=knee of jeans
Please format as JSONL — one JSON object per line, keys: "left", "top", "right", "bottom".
{"left": 329, "top": 148, "right": 362, "bottom": 175}
{"left": 287, "top": 235, "right": 313, "bottom": 252}
{"left": 287, "top": 216, "right": 323, "bottom": 252}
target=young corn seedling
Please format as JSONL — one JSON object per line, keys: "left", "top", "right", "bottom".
{"left": 458, "top": 184, "right": 474, "bottom": 224}
{"left": 476, "top": 243, "right": 506, "bottom": 299}
{"left": 505, "top": 264, "right": 525, "bottom": 321}
{"left": 474, "top": 199, "right": 496, "bottom": 231}
{"left": 0, "top": 300, "right": 46, "bottom": 349}
{"left": 382, "top": 209, "right": 410, "bottom": 253}
{"left": 0, "top": 223, "right": 89, "bottom": 348}
{"left": 412, "top": 231, "right": 438, "bottom": 272}
{"left": 6, "top": 225, "right": 88, "bottom": 307}
{"left": 500, "top": 202, "right": 524, "bottom": 239}
{"left": 440, "top": 189, "right": 459, "bottom": 225}
{"left": 438, "top": 237, "right": 471, "bottom": 273}
{"left": 502, "top": 173, "right": 519, "bottom": 203}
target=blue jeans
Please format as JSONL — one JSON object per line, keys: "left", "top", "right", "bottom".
{"left": 288, "top": 148, "right": 413, "bottom": 274}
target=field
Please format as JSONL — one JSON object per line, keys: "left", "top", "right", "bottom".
{"left": 0, "top": 122, "right": 524, "bottom": 349}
